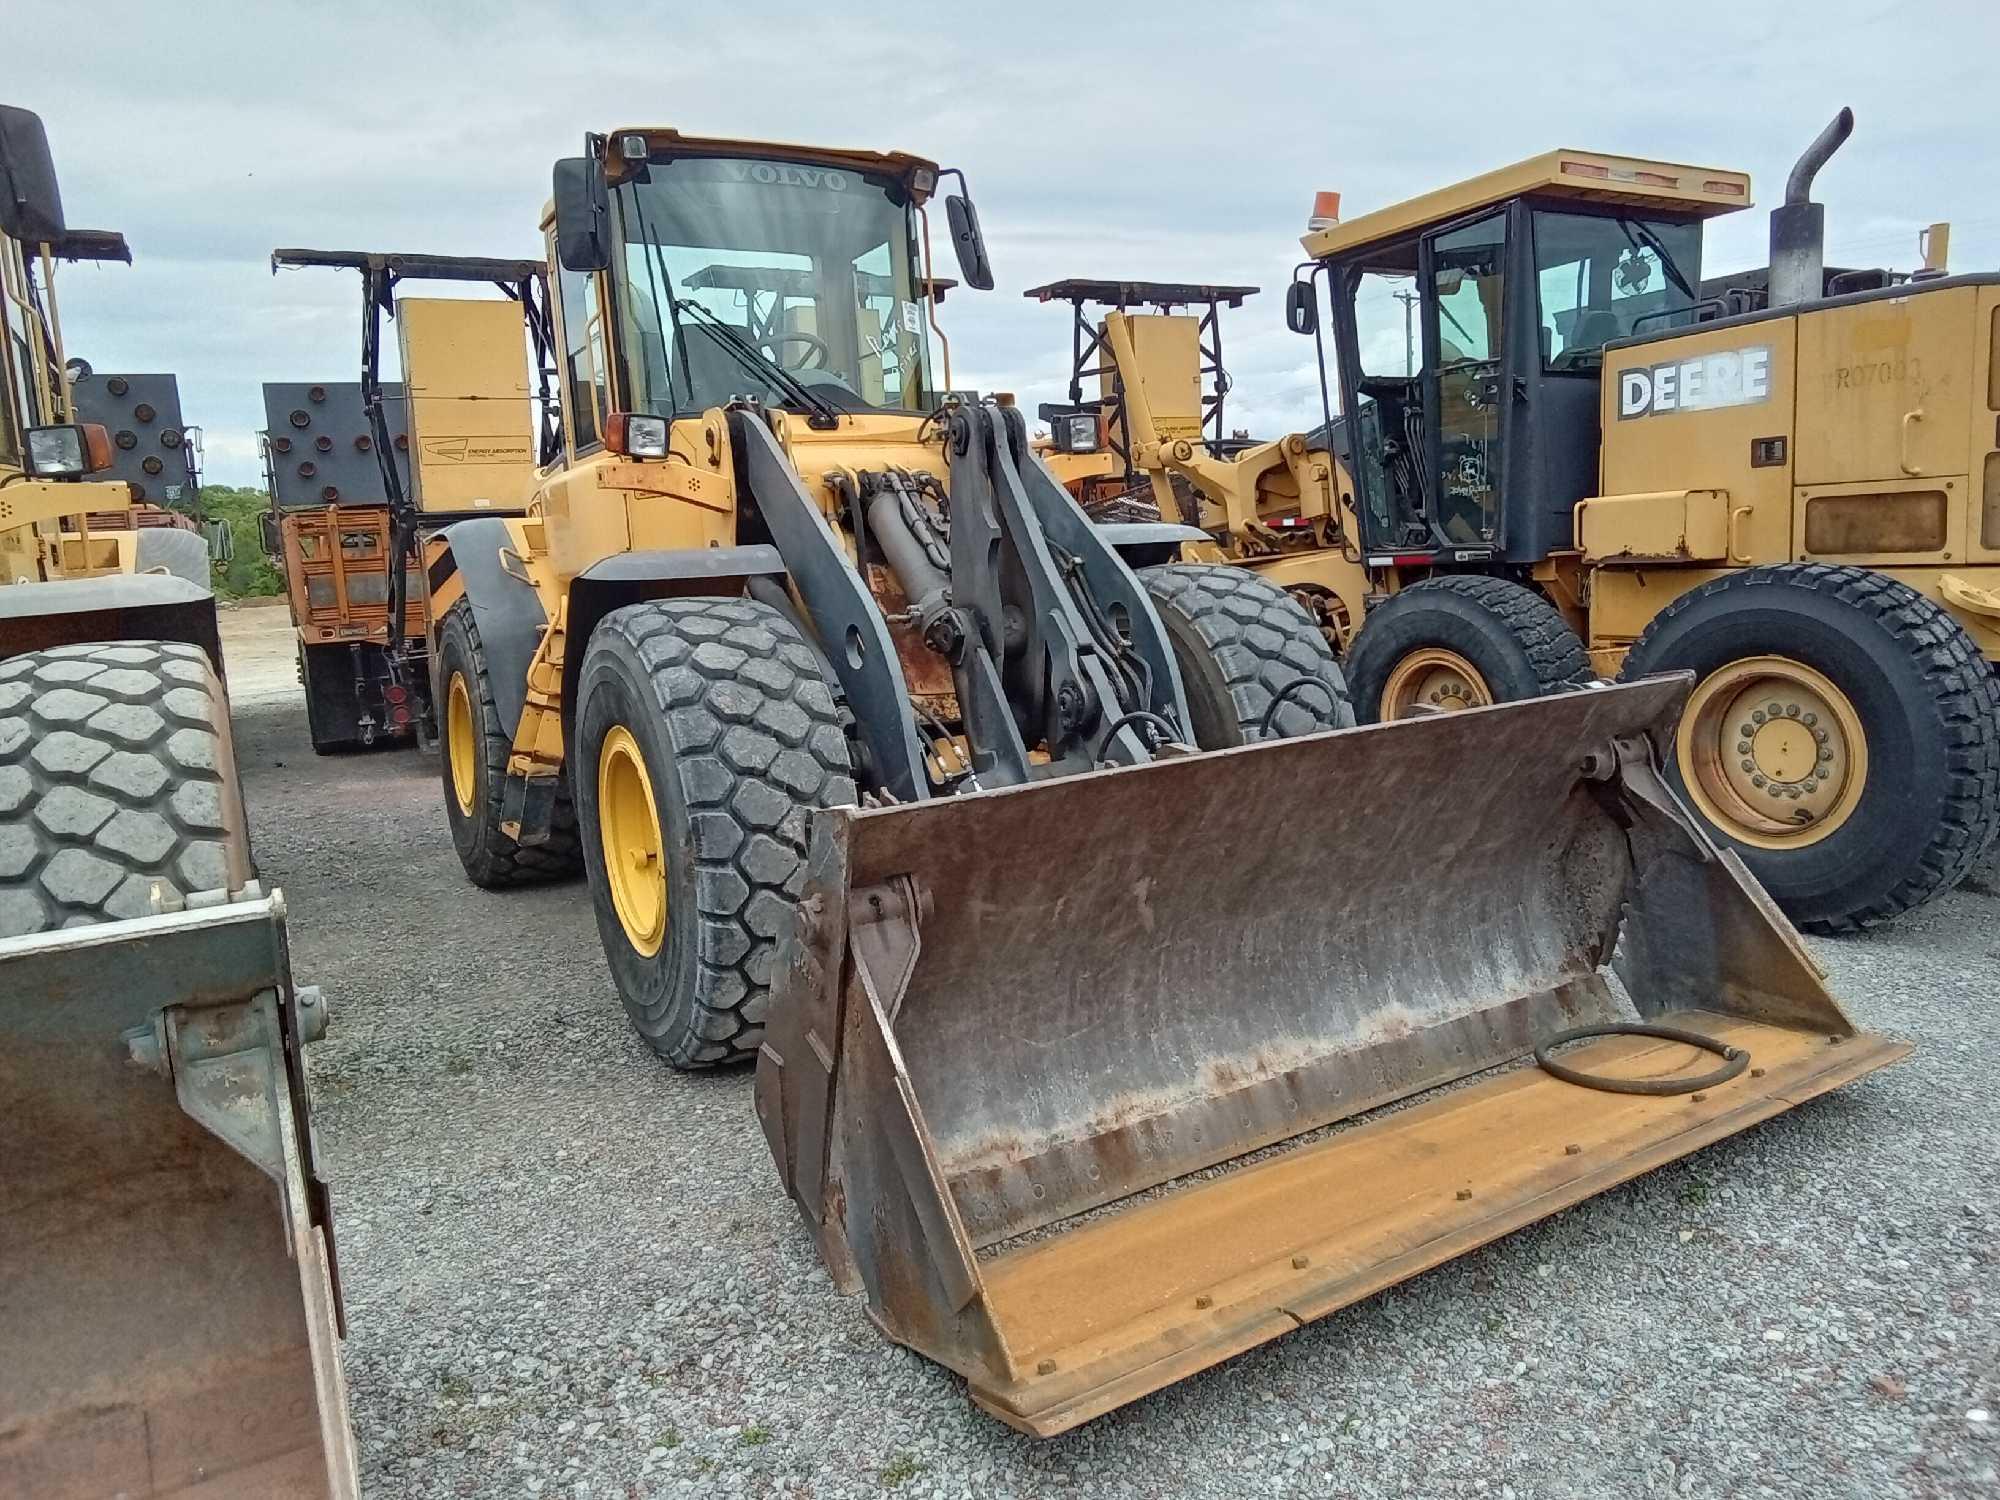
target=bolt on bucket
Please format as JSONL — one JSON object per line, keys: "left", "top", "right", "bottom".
{"left": 755, "top": 675, "right": 1907, "bottom": 1435}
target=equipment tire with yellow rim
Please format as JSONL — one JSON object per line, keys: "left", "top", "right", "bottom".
{"left": 1346, "top": 574, "right": 1593, "bottom": 724}
{"left": 574, "top": 596, "right": 855, "bottom": 1068}
{"left": 1620, "top": 563, "right": 2000, "bottom": 934}
{"left": 434, "top": 600, "right": 582, "bottom": 887}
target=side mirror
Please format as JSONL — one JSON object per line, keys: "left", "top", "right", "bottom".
{"left": 944, "top": 194, "right": 994, "bottom": 292}
{"left": 206, "top": 518, "right": 235, "bottom": 566}
{"left": 0, "top": 104, "right": 66, "bottom": 245}
{"left": 552, "top": 156, "right": 610, "bottom": 272}
{"left": 1285, "top": 280, "right": 1318, "bottom": 336}
{"left": 258, "top": 510, "right": 281, "bottom": 559}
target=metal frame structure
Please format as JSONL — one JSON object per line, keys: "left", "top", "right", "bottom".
{"left": 269, "top": 249, "right": 558, "bottom": 714}
{"left": 1026, "top": 280, "right": 1257, "bottom": 466}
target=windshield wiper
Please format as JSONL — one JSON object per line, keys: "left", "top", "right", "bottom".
{"left": 672, "top": 297, "right": 842, "bottom": 430}
{"left": 1619, "top": 218, "right": 1698, "bottom": 304}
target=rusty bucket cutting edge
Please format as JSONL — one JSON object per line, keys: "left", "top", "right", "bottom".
{"left": 754, "top": 675, "right": 1906, "bottom": 1436}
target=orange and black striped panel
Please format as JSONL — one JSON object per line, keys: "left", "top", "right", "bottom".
{"left": 424, "top": 533, "right": 467, "bottom": 620}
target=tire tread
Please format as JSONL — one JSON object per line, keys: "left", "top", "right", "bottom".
{"left": 0, "top": 641, "right": 245, "bottom": 935}
{"left": 592, "top": 597, "right": 855, "bottom": 1067}
{"left": 1138, "top": 563, "right": 1355, "bottom": 739}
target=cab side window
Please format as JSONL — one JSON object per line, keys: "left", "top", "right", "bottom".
{"left": 555, "top": 254, "right": 604, "bottom": 453}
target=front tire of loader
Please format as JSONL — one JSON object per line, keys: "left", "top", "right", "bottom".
{"left": 574, "top": 597, "right": 856, "bottom": 1069}
{"left": 1618, "top": 563, "right": 2000, "bottom": 933}
{"left": 434, "top": 600, "right": 582, "bottom": 887}
{"left": 1140, "top": 563, "right": 1355, "bottom": 744}
{"left": 1345, "top": 574, "right": 1593, "bottom": 723}
{"left": 0, "top": 641, "right": 251, "bottom": 936}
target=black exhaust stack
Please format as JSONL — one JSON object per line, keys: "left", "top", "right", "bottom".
{"left": 1768, "top": 107, "right": 1853, "bottom": 308}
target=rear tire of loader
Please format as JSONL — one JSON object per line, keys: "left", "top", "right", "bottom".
{"left": 0, "top": 640, "right": 251, "bottom": 936}
{"left": 1139, "top": 563, "right": 1355, "bottom": 744}
{"left": 434, "top": 600, "right": 582, "bottom": 888}
{"left": 1346, "top": 575, "right": 1593, "bottom": 723}
{"left": 1618, "top": 563, "right": 2000, "bottom": 933}
{"left": 574, "top": 597, "right": 856, "bottom": 1069}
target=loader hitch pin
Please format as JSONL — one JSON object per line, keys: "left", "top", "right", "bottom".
{"left": 1533, "top": 1022, "right": 1750, "bottom": 1096}
{"left": 1257, "top": 676, "right": 1343, "bottom": 739}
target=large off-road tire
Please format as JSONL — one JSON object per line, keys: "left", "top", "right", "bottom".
{"left": 434, "top": 600, "right": 581, "bottom": 887}
{"left": 1619, "top": 563, "right": 2000, "bottom": 933}
{"left": 1346, "top": 574, "right": 1593, "bottom": 723}
{"left": 0, "top": 640, "right": 251, "bottom": 936}
{"left": 574, "top": 597, "right": 856, "bottom": 1068}
{"left": 1139, "top": 563, "right": 1355, "bottom": 745}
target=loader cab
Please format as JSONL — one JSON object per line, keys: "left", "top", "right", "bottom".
{"left": 1303, "top": 152, "right": 1749, "bottom": 566}
{"left": 551, "top": 131, "right": 984, "bottom": 436}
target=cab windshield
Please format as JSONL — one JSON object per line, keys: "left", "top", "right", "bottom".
{"left": 1533, "top": 209, "right": 1701, "bottom": 370}
{"left": 611, "top": 156, "right": 936, "bottom": 417}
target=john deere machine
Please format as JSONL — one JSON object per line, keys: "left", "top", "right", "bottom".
{"left": 1035, "top": 109, "right": 2000, "bottom": 933}
{"left": 339, "top": 125, "right": 1911, "bottom": 1435}
{"left": 0, "top": 104, "right": 356, "bottom": 1494}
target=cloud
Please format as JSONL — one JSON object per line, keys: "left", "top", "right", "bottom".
{"left": 19, "top": 0, "right": 1995, "bottom": 485}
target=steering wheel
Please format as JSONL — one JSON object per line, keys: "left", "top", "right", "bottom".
{"left": 760, "top": 331, "right": 830, "bottom": 371}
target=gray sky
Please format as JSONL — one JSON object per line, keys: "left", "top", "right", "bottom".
{"left": 19, "top": 0, "right": 1997, "bottom": 487}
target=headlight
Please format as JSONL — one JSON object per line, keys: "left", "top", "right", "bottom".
{"left": 25, "top": 424, "right": 89, "bottom": 478}
{"left": 607, "top": 412, "right": 670, "bottom": 459}
{"left": 1063, "top": 414, "right": 1099, "bottom": 453}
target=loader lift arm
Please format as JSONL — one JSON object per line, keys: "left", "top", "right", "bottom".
{"left": 732, "top": 399, "right": 1197, "bottom": 795}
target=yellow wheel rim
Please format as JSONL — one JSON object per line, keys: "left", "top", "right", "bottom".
{"left": 1676, "top": 655, "right": 1866, "bottom": 850}
{"left": 598, "top": 725, "right": 667, "bottom": 957}
{"left": 1379, "top": 648, "right": 1493, "bottom": 719}
{"left": 445, "top": 672, "right": 478, "bottom": 817}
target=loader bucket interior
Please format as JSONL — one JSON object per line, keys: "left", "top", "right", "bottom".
{"left": 756, "top": 675, "right": 1907, "bottom": 1436}
{"left": 0, "top": 895, "right": 356, "bottom": 1498}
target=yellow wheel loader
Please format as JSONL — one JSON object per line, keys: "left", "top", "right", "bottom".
{"left": 0, "top": 105, "right": 357, "bottom": 1496}
{"left": 1037, "top": 109, "right": 2000, "bottom": 933}
{"left": 368, "top": 126, "right": 1906, "bottom": 1435}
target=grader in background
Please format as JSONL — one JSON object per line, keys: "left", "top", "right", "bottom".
{"left": 0, "top": 103, "right": 356, "bottom": 1496}
{"left": 1038, "top": 109, "right": 2000, "bottom": 932}
{"left": 355, "top": 124, "right": 1908, "bottom": 1435}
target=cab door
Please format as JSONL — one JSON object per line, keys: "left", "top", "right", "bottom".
{"left": 1422, "top": 212, "right": 1508, "bottom": 550}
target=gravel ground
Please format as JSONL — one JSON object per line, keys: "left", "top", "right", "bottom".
{"left": 220, "top": 606, "right": 2000, "bottom": 1499}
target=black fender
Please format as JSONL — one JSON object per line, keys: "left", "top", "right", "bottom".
{"left": 559, "top": 543, "right": 789, "bottom": 749}
{"left": 427, "top": 517, "right": 546, "bottom": 737}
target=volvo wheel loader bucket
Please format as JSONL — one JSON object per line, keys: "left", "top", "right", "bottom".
{"left": 756, "top": 675, "right": 1908, "bottom": 1436}
{"left": 0, "top": 890, "right": 358, "bottom": 1498}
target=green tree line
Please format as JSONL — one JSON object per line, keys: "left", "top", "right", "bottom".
{"left": 199, "top": 484, "right": 286, "bottom": 598}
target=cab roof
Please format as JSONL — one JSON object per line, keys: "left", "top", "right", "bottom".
{"left": 1303, "top": 149, "right": 1753, "bottom": 260}
{"left": 602, "top": 128, "right": 941, "bottom": 195}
